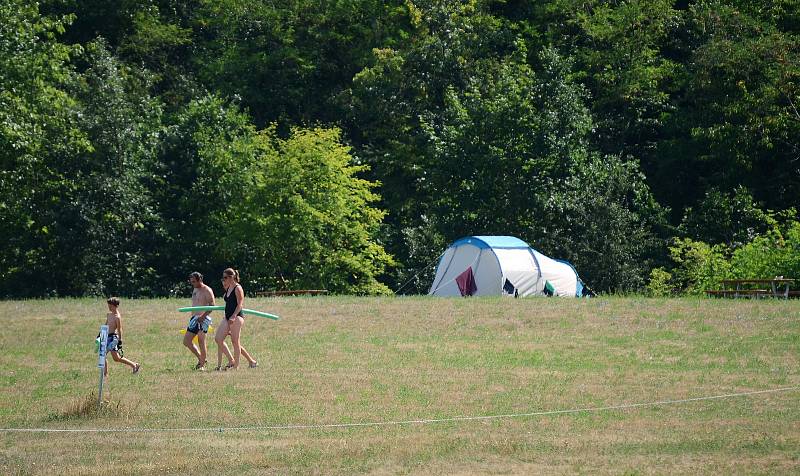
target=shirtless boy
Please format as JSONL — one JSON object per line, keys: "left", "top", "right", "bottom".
{"left": 104, "top": 297, "right": 140, "bottom": 376}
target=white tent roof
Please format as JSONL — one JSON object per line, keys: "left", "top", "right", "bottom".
{"left": 428, "top": 236, "right": 583, "bottom": 297}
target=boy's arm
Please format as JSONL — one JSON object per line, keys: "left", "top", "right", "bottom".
{"left": 116, "top": 315, "right": 123, "bottom": 340}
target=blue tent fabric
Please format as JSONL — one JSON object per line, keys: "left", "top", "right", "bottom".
{"left": 556, "top": 259, "right": 586, "bottom": 297}
{"left": 450, "top": 236, "right": 531, "bottom": 249}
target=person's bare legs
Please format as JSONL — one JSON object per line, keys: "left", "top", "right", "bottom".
{"left": 183, "top": 331, "right": 202, "bottom": 364}
{"left": 239, "top": 345, "right": 257, "bottom": 366}
{"left": 228, "top": 316, "right": 243, "bottom": 369}
{"left": 110, "top": 351, "right": 140, "bottom": 373}
{"left": 237, "top": 319, "right": 256, "bottom": 366}
{"left": 215, "top": 319, "right": 234, "bottom": 369}
{"left": 197, "top": 330, "right": 208, "bottom": 367}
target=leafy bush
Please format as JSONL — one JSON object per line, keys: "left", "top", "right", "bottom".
{"left": 667, "top": 238, "right": 731, "bottom": 295}
{"left": 647, "top": 267, "right": 673, "bottom": 297}
{"left": 231, "top": 127, "right": 395, "bottom": 295}
{"left": 730, "top": 220, "right": 800, "bottom": 280}
{"left": 665, "top": 218, "right": 800, "bottom": 295}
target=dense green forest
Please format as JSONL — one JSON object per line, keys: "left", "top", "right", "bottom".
{"left": 1, "top": 0, "right": 798, "bottom": 297}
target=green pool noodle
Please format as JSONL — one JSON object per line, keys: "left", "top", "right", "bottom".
{"left": 177, "top": 305, "right": 225, "bottom": 312}
{"left": 240, "top": 309, "right": 279, "bottom": 320}
{"left": 178, "top": 305, "right": 279, "bottom": 320}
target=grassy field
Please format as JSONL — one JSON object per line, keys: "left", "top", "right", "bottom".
{"left": 0, "top": 296, "right": 798, "bottom": 475}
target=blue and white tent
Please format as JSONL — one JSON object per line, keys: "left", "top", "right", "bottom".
{"left": 428, "top": 236, "right": 584, "bottom": 297}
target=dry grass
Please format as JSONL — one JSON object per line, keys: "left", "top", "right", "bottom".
{"left": 0, "top": 296, "right": 798, "bottom": 475}
{"left": 46, "top": 391, "right": 139, "bottom": 421}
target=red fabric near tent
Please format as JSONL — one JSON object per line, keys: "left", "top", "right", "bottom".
{"left": 455, "top": 267, "right": 477, "bottom": 296}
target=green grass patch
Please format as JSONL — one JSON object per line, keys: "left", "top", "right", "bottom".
{"left": 0, "top": 296, "right": 797, "bottom": 474}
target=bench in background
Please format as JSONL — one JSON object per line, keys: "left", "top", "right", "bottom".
{"left": 706, "top": 278, "right": 795, "bottom": 299}
{"left": 705, "top": 289, "right": 770, "bottom": 298}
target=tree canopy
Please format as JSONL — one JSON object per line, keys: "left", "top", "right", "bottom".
{"left": 1, "top": 0, "right": 798, "bottom": 296}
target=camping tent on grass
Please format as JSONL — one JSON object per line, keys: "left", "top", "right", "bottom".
{"left": 428, "top": 236, "right": 585, "bottom": 297}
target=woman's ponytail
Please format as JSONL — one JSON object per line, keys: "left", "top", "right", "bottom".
{"left": 223, "top": 267, "right": 240, "bottom": 283}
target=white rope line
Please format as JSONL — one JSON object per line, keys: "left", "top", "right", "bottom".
{"left": 2, "top": 386, "right": 797, "bottom": 434}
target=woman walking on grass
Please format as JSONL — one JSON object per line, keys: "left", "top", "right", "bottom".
{"left": 214, "top": 268, "right": 257, "bottom": 370}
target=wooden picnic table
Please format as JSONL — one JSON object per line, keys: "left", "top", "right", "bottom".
{"left": 718, "top": 278, "right": 795, "bottom": 299}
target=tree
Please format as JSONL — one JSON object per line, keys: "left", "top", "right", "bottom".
{"left": 232, "top": 127, "right": 395, "bottom": 294}
{"left": 155, "top": 97, "right": 394, "bottom": 294}
{"left": 349, "top": 0, "right": 515, "bottom": 288}
{"left": 0, "top": 0, "right": 90, "bottom": 296}
{"left": 420, "top": 46, "right": 591, "bottom": 236}
{"left": 420, "top": 46, "right": 665, "bottom": 291}
{"left": 66, "top": 40, "right": 164, "bottom": 295}
{"left": 540, "top": 154, "right": 668, "bottom": 292}
{"left": 669, "top": 2, "right": 800, "bottom": 211}
{"left": 679, "top": 186, "right": 775, "bottom": 247}
{"left": 152, "top": 94, "right": 260, "bottom": 292}
{"left": 193, "top": 0, "right": 409, "bottom": 128}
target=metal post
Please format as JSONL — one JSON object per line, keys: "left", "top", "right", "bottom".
{"left": 97, "top": 325, "right": 108, "bottom": 410}
{"left": 97, "top": 368, "right": 105, "bottom": 409}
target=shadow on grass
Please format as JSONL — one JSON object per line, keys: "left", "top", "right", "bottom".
{"left": 45, "top": 392, "right": 139, "bottom": 421}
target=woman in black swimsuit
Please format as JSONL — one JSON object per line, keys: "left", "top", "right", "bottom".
{"left": 214, "top": 268, "right": 257, "bottom": 370}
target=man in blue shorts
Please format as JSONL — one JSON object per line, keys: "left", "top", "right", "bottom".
{"left": 185, "top": 272, "right": 215, "bottom": 370}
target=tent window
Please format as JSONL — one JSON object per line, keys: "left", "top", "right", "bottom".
{"left": 503, "top": 279, "right": 518, "bottom": 298}
{"left": 543, "top": 280, "right": 555, "bottom": 297}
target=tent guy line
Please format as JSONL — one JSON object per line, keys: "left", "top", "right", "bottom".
{"left": 394, "top": 251, "right": 446, "bottom": 295}
{"left": 2, "top": 386, "right": 796, "bottom": 434}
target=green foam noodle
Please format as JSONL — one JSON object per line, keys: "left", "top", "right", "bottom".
{"left": 177, "top": 306, "right": 279, "bottom": 320}
{"left": 178, "top": 306, "right": 225, "bottom": 312}
{"left": 241, "top": 309, "right": 279, "bottom": 320}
